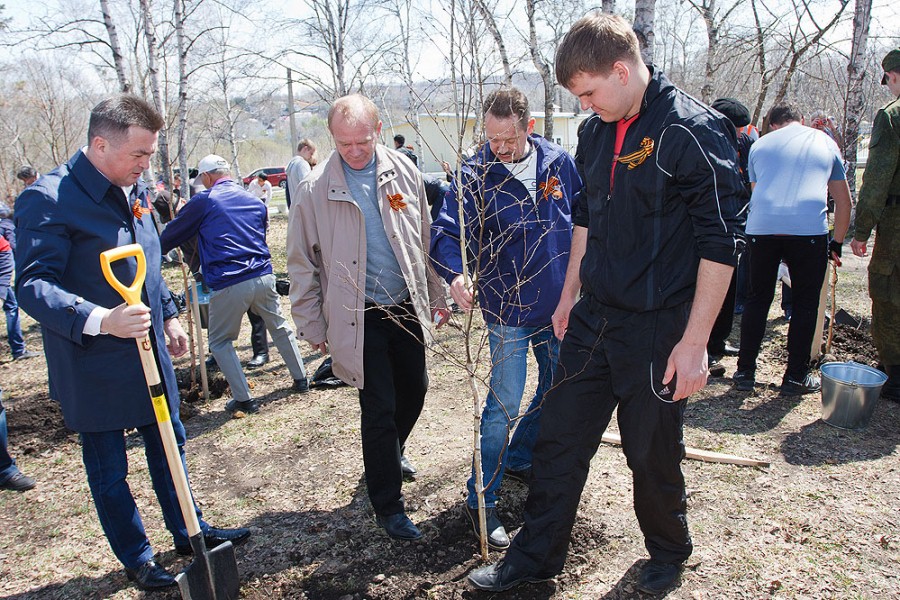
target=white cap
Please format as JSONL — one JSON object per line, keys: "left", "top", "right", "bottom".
{"left": 197, "top": 154, "right": 230, "bottom": 174}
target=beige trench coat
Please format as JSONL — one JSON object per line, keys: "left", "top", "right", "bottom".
{"left": 287, "top": 144, "right": 447, "bottom": 389}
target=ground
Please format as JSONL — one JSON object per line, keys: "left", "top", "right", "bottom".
{"left": 1, "top": 216, "right": 898, "bottom": 599}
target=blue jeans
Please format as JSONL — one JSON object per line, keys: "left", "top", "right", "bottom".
{"left": 80, "top": 410, "right": 208, "bottom": 569}
{"left": 467, "top": 323, "right": 559, "bottom": 509}
{"left": 4, "top": 287, "right": 26, "bottom": 358}
{"left": 0, "top": 391, "right": 22, "bottom": 485}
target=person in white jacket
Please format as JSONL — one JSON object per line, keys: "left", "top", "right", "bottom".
{"left": 247, "top": 173, "right": 272, "bottom": 205}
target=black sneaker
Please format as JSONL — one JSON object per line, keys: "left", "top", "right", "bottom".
{"left": 733, "top": 370, "right": 755, "bottom": 391}
{"left": 637, "top": 559, "right": 681, "bottom": 594}
{"left": 781, "top": 372, "right": 821, "bottom": 395}
{"left": 708, "top": 357, "right": 726, "bottom": 378}
{"left": 292, "top": 378, "right": 310, "bottom": 393}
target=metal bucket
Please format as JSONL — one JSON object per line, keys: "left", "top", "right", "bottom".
{"left": 820, "top": 362, "right": 887, "bottom": 430}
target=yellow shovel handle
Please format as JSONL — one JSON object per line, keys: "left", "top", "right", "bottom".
{"left": 99, "top": 243, "right": 146, "bottom": 306}
{"left": 99, "top": 243, "right": 203, "bottom": 538}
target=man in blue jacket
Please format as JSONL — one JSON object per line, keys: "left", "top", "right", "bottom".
{"left": 160, "top": 155, "right": 309, "bottom": 415}
{"left": 15, "top": 95, "right": 249, "bottom": 591}
{"left": 431, "top": 87, "right": 581, "bottom": 551}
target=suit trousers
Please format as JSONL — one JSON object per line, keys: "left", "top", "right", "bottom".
{"left": 208, "top": 273, "right": 307, "bottom": 402}
{"left": 359, "top": 300, "right": 427, "bottom": 516}
{"left": 80, "top": 409, "right": 208, "bottom": 569}
{"left": 737, "top": 234, "right": 827, "bottom": 378}
{"left": 505, "top": 297, "right": 693, "bottom": 577}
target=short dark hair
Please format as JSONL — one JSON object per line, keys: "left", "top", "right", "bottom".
{"left": 556, "top": 13, "right": 642, "bottom": 88}
{"left": 767, "top": 103, "right": 803, "bottom": 127}
{"left": 482, "top": 87, "right": 531, "bottom": 131}
{"left": 16, "top": 165, "right": 37, "bottom": 182}
{"left": 393, "top": 134, "right": 405, "bottom": 146}
{"left": 257, "top": 173, "right": 268, "bottom": 181}
{"left": 87, "top": 94, "right": 165, "bottom": 146}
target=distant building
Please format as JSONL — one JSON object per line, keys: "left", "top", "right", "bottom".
{"left": 388, "top": 109, "right": 588, "bottom": 174}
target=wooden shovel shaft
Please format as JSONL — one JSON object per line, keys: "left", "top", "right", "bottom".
{"left": 100, "top": 244, "right": 203, "bottom": 539}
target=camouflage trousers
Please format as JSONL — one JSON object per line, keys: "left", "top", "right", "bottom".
{"left": 869, "top": 267, "right": 900, "bottom": 366}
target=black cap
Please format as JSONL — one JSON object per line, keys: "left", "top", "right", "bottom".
{"left": 711, "top": 98, "right": 752, "bottom": 128}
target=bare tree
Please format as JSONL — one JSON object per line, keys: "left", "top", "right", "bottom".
{"left": 526, "top": 0, "right": 555, "bottom": 139}
{"left": 602, "top": 0, "right": 615, "bottom": 13}
{"left": 843, "top": 0, "right": 872, "bottom": 198}
{"left": 684, "top": 0, "right": 744, "bottom": 103}
{"left": 634, "top": 0, "right": 657, "bottom": 64}
{"left": 139, "top": 0, "right": 169, "bottom": 186}
{"left": 769, "top": 0, "right": 850, "bottom": 109}
{"left": 473, "top": 0, "right": 512, "bottom": 85}
{"left": 100, "top": 0, "right": 131, "bottom": 92}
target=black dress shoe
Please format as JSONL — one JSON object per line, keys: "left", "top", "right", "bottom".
{"left": 708, "top": 356, "right": 726, "bottom": 378}
{"left": 205, "top": 355, "right": 219, "bottom": 372}
{"left": 225, "top": 398, "right": 260, "bottom": 414}
{"left": 1, "top": 471, "right": 36, "bottom": 492}
{"left": 468, "top": 560, "right": 553, "bottom": 592}
{"left": 175, "top": 526, "right": 251, "bottom": 556}
{"left": 246, "top": 353, "right": 269, "bottom": 368}
{"left": 637, "top": 559, "right": 681, "bottom": 594}
{"left": 293, "top": 378, "right": 310, "bottom": 393}
{"left": 464, "top": 504, "right": 509, "bottom": 550}
{"left": 375, "top": 512, "right": 423, "bottom": 540}
{"left": 125, "top": 559, "right": 176, "bottom": 590}
{"left": 400, "top": 454, "right": 417, "bottom": 478}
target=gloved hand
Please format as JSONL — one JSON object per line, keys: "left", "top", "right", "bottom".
{"left": 828, "top": 239, "right": 842, "bottom": 259}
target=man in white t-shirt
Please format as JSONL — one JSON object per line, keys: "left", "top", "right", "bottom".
{"left": 430, "top": 87, "right": 581, "bottom": 552}
{"left": 734, "top": 102, "right": 851, "bottom": 394}
{"left": 247, "top": 173, "right": 272, "bottom": 205}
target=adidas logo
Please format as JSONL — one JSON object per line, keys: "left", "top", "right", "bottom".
{"left": 659, "top": 385, "right": 671, "bottom": 395}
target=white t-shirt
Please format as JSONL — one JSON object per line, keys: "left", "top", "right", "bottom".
{"left": 501, "top": 141, "right": 538, "bottom": 203}
{"left": 247, "top": 179, "right": 272, "bottom": 205}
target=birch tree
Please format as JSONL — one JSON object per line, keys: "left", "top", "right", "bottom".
{"left": 633, "top": 0, "right": 657, "bottom": 64}
{"left": 843, "top": 0, "right": 872, "bottom": 198}
{"left": 100, "top": 0, "right": 131, "bottom": 92}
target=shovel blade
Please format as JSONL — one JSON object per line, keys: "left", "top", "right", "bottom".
{"left": 176, "top": 541, "right": 240, "bottom": 600}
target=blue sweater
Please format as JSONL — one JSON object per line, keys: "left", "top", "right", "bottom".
{"left": 430, "top": 134, "right": 581, "bottom": 327}
{"left": 160, "top": 178, "right": 272, "bottom": 290}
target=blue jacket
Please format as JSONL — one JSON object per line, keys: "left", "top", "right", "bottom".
{"left": 160, "top": 178, "right": 271, "bottom": 291}
{"left": 430, "top": 134, "right": 581, "bottom": 327}
{"left": 14, "top": 150, "right": 181, "bottom": 433}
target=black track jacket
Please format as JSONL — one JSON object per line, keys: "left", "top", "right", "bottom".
{"left": 574, "top": 68, "right": 745, "bottom": 313}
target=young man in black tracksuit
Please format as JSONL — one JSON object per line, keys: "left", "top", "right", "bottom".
{"left": 468, "top": 13, "right": 745, "bottom": 595}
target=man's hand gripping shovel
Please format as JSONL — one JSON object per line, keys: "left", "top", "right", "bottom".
{"left": 100, "top": 244, "right": 240, "bottom": 600}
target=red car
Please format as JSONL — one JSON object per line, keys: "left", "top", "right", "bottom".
{"left": 242, "top": 166, "right": 287, "bottom": 189}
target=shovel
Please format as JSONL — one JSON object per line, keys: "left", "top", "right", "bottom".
{"left": 100, "top": 244, "right": 240, "bottom": 600}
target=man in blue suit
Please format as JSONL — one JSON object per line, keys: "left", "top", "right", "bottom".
{"left": 15, "top": 95, "right": 250, "bottom": 591}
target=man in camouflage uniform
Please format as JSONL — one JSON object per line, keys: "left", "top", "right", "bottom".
{"left": 851, "top": 48, "right": 900, "bottom": 402}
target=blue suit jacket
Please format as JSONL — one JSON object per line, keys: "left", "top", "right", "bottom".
{"left": 14, "top": 150, "right": 180, "bottom": 433}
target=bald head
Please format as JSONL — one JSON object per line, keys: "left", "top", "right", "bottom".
{"left": 327, "top": 94, "right": 381, "bottom": 131}
{"left": 328, "top": 94, "right": 383, "bottom": 170}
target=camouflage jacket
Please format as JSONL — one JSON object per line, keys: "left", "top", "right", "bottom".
{"left": 855, "top": 96, "right": 900, "bottom": 243}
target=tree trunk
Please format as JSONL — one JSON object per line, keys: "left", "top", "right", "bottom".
{"left": 139, "top": 0, "right": 168, "bottom": 188}
{"left": 99, "top": 0, "right": 131, "bottom": 93}
{"left": 843, "top": 0, "right": 872, "bottom": 200}
{"left": 602, "top": 0, "right": 616, "bottom": 13}
{"left": 750, "top": 0, "right": 770, "bottom": 126}
{"left": 633, "top": 0, "right": 657, "bottom": 65}
{"left": 175, "top": 0, "right": 189, "bottom": 200}
{"left": 473, "top": 0, "right": 512, "bottom": 85}
{"left": 526, "top": 0, "right": 554, "bottom": 140}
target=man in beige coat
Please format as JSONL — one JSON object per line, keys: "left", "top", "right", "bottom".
{"left": 288, "top": 94, "right": 448, "bottom": 541}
